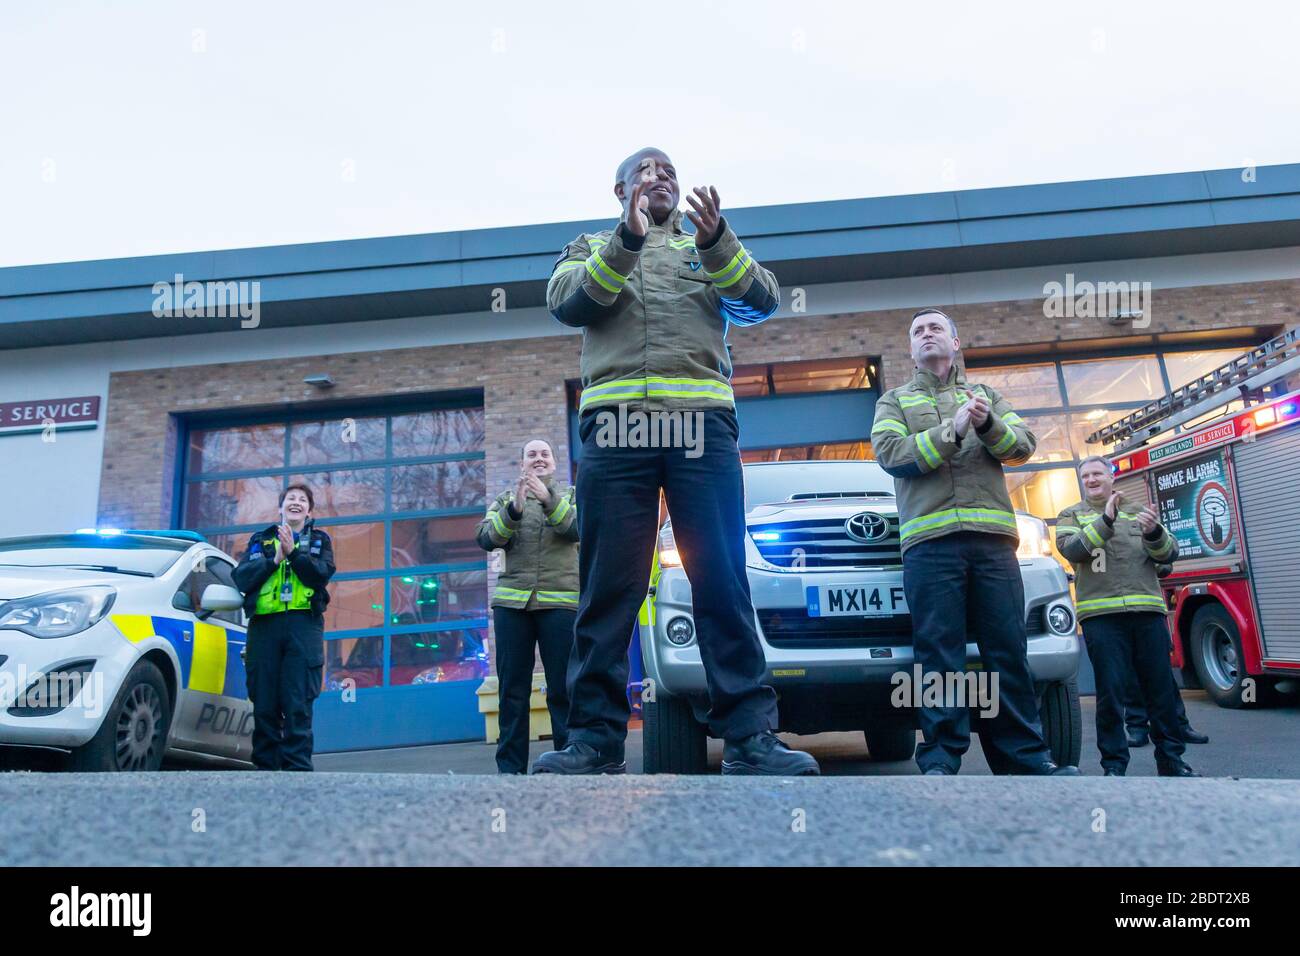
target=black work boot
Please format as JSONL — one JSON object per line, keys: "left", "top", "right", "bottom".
{"left": 1157, "top": 761, "right": 1201, "bottom": 777}
{"left": 1181, "top": 725, "right": 1210, "bottom": 744}
{"left": 530, "top": 741, "right": 626, "bottom": 775}
{"left": 1023, "top": 761, "right": 1082, "bottom": 776}
{"left": 721, "top": 731, "right": 820, "bottom": 776}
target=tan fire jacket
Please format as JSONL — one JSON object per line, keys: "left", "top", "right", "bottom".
{"left": 1055, "top": 499, "right": 1178, "bottom": 621}
{"left": 871, "top": 365, "right": 1036, "bottom": 553}
{"left": 546, "top": 208, "right": 780, "bottom": 415}
{"left": 475, "top": 476, "right": 579, "bottom": 611}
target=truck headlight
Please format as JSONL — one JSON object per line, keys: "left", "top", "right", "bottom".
{"left": 0, "top": 586, "right": 117, "bottom": 639}
{"left": 1015, "top": 514, "right": 1052, "bottom": 559}
{"left": 666, "top": 616, "right": 695, "bottom": 646}
{"left": 1047, "top": 604, "right": 1075, "bottom": 635}
{"left": 658, "top": 524, "right": 682, "bottom": 567}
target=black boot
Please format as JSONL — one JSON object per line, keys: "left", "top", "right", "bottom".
{"left": 530, "top": 741, "right": 626, "bottom": 775}
{"left": 721, "top": 731, "right": 820, "bottom": 776}
{"left": 1021, "top": 761, "right": 1081, "bottom": 776}
{"left": 1181, "top": 725, "right": 1210, "bottom": 744}
{"left": 1157, "top": 761, "right": 1201, "bottom": 777}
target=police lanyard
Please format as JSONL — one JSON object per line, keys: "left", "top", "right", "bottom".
{"left": 280, "top": 531, "right": 301, "bottom": 603}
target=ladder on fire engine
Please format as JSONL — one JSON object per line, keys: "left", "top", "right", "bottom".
{"left": 1088, "top": 327, "right": 1300, "bottom": 453}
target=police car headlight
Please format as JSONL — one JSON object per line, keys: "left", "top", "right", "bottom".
{"left": 1015, "top": 514, "right": 1052, "bottom": 559}
{"left": 0, "top": 586, "right": 117, "bottom": 639}
{"left": 1047, "top": 604, "right": 1075, "bottom": 635}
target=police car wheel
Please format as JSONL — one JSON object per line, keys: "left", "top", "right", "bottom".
{"left": 642, "top": 694, "right": 707, "bottom": 774}
{"left": 1039, "top": 678, "right": 1083, "bottom": 769}
{"left": 69, "top": 660, "right": 172, "bottom": 772}
{"left": 864, "top": 725, "right": 917, "bottom": 762}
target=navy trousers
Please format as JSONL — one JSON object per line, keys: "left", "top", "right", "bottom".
{"left": 566, "top": 407, "right": 777, "bottom": 754}
{"left": 1084, "top": 611, "right": 1186, "bottom": 773}
{"left": 902, "top": 531, "right": 1053, "bottom": 774}
{"left": 493, "top": 606, "right": 573, "bottom": 774}
{"left": 245, "top": 610, "right": 323, "bottom": 771}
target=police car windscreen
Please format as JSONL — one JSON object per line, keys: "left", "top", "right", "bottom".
{"left": 742, "top": 461, "right": 894, "bottom": 512}
{"left": 0, "top": 534, "right": 190, "bottom": 577}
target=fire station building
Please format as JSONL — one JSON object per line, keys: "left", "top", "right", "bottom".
{"left": 3, "top": 162, "right": 1299, "bottom": 752}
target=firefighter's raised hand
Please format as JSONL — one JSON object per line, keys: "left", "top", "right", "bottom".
{"left": 525, "top": 474, "right": 552, "bottom": 509}
{"left": 953, "top": 404, "right": 972, "bottom": 438}
{"left": 1104, "top": 493, "right": 1123, "bottom": 521}
{"left": 1136, "top": 505, "right": 1159, "bottom": 534}
{"left": 513, "top": 473, "right": 530, "bottom": 514}
{"left": 623, "top": 169, "right": 656, "bottom": 238}
{"left": 967, "top": 393, "right": 991, "bottom": 428}
{"left": 685, "top": 186, "right": 722, "bottom": 246}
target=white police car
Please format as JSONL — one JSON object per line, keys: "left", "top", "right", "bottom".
{"left": 0, "top": 530, "right": 255, "bottom": 771}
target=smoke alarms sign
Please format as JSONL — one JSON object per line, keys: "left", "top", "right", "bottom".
{"left": 1153, "top": 449, "right": 1237, "bottom": 560}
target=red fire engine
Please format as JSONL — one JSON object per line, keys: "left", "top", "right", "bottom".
{"left": 1093, "top": 329, "right": 1300, "bottom": 709}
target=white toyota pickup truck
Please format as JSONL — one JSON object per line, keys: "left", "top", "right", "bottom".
{"left": 640, "top": 459, "right": 1082, "bottom": 772}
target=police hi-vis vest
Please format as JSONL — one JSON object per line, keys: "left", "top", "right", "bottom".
{"left": 253, "top": 533, "right": 316, "bottom": 616}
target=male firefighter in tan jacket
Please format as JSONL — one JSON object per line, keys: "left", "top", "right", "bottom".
{"left": 871, "top": 308, "right": 1077, "bottom": 775}
{"left": 536, "top": 147, "right": 817, "bottom": 776}
{"left": 1056, "top": 455, "right": 1198, "bottom": 776}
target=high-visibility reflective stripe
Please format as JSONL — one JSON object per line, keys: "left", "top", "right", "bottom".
{"left": 579, "top": 377, "right": 734, "bottom": 411}
{"left": 1083, "top": 522, "right": 1105, "bottom": 549}
{"left": 900, "top": 507, "right": 1018, "bottom": 542}
{"left": 705, "top": 247, "right": 753, "bottom": 289}
{"left": 548, "top": 495, "right": 572, "bottom": 525}
{"left": 535, "top": 590, "right": 578, "bottom": 606}
{"left": 1076, "top": 595, "right": 1167, "bottom": 613}
{"left": 1002, "top": 412, "right": 1025, "bottom": 425}
{"left": 489, "top": 510, "right": 514, "bottom": 539}
{"left": 990, "top": 427, "right": 1018, "bottom": 455}
{"left": 916, "top": 431, "right": 942, "bottom": 469}
{"left": 493, "top": 586, "right": 532, "bottom": 602}
{"left": 667, "top": 235, "right": 696, "bottom": 248}
{"left": 553, "top": 260, "right": 584, "bottom": 275}
{"left": 872, "top": 418, "right": 909, "bottom": 437}
{"left": 586, "top": 250, "right": 627, "bottom": 293}
{"left": 898, "top": 394, "right": 938, "bottom": 407}
{"left": 1055, "top": 525, "right": 1081, "bottom": 534}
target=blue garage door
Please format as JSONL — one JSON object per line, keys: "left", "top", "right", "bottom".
{"left": 178, "top": 397, "right": 489, "bottom": 752}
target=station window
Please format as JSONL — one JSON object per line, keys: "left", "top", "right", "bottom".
{"left": 180, "top": 402, "right": 489, "bottom": 691}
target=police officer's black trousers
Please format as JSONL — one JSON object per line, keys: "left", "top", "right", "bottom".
{"left": 245, "top": 610, "right": 324, "bottom": 771}
{"left": 567, "top": 408, "right": 778, "bottom": 755}
{"left": 902, "top": 531, "right": 1053, "bottom": 774}
{"left": 1083, "top": 611, "right": 1186, "bottom": 773}
{"left": 493, "top": 606, "right": 573, "bottom": 774}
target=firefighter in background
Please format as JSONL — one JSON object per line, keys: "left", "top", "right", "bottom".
{"left": 872, "top": 308, "right": 1078, "bottom": 775}
{"left": 232, "top": 483, "right": 335, "bottom": 771}
{"left": 1055, "top": 456, "right": 1200, "bottom": 776}
{"left": 476, "top": 439, "right": 579, "bottom": 774}
{"left": 537, "top": 147, "right": 817, "bottom": 776}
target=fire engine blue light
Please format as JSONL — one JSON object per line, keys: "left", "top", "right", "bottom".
{"left": 751, "top": 531, "right": 780, "bottom": 541}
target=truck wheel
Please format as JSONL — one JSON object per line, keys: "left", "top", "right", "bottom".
{"left": 1040, "top": 678, "right": 1082, "bottom": 768}
{"left": 1189, "top": 604, "right": 1261, "bottom": 708}
{"left": 864, "top": 725, "right": 917, "bottom": 762}
{"left": 642, "top": 693, "right": 707, "bottom": 774}
{"left": 69, "top": 660, "right": 171, "bottom": 772}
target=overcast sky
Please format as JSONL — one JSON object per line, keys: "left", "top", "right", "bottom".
{"left": 3, "top": 0, "right": 1298, "bottom": 268}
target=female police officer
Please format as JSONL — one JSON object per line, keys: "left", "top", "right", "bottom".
{"left": 232, "top": 483, "right": 335, "bottom": 771}
{"left": 476, "top": 439, "right": 579, "bottom": 774}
